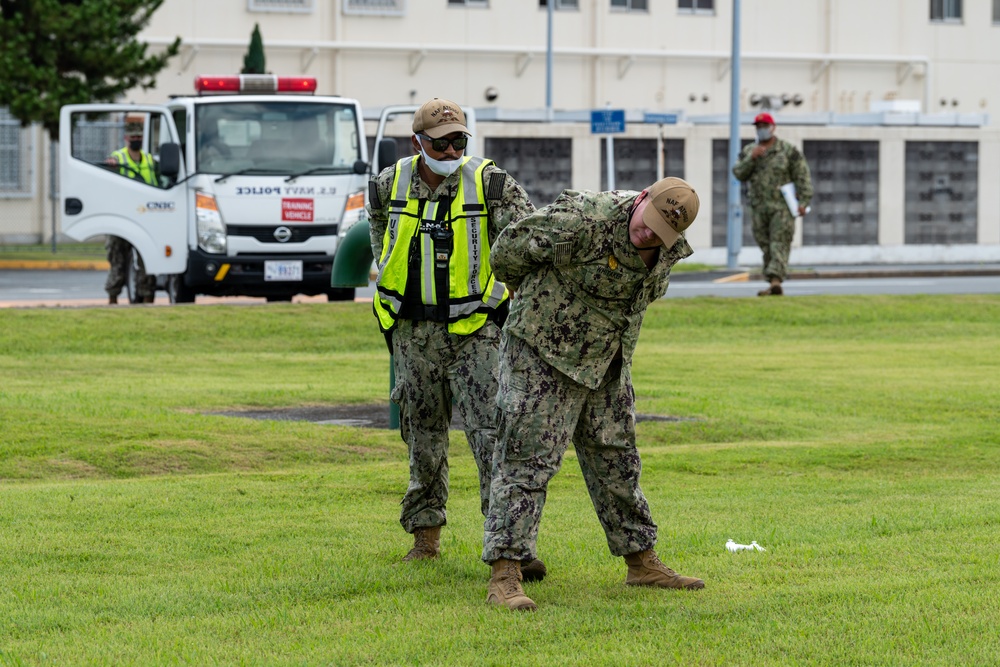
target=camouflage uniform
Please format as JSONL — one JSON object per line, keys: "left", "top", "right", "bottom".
{"left": 482, "top": 189, "right": 693, "bottom": 563}
{"left": 368, "top": 160, "right": 534, "bottom": 533}
{"left": 732, "top": 138, "right": 812, "bottom": 282}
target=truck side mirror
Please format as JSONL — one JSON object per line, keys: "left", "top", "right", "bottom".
{"left": 376, "top": 138, "right": 398, "bottom": 175}
{"left": 158, "top": 143, "right": 181, "bottom": 180}
{"left": 353, "top": 159, "right": 368, "bottom": 175}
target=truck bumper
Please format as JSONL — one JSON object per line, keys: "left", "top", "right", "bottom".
{"left": 182, "top": 248, "right": 335, "bottom": 298}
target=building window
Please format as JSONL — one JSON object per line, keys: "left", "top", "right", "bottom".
{"left": 679, "top": 0, "right": 714, "bottom": 14}
{"left": 248, "top": 0, "right": 313, "bottom": 12}
{"left": 539, "top": 0, "right": 579, "bottom": 8}
{"left": 993, "top": 0, "right": 1000, "bottom": 22}
{"left": 611, "top": 0, "right": 648, "bottom": 10}
{"left": 0, "top": 108, "right": 30, "bottom": 196}
{"left": 930, "top": 0, "right": 962, "bottom": 22}
{"left": 343, "top": 0, "right": 406, "bottom": 14}
{"left": 448, "top": 0, "right": 488, "bottom": 7}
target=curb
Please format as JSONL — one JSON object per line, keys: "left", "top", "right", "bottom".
{"left": 0, "top": 259, "right": 109, "bottom": 270}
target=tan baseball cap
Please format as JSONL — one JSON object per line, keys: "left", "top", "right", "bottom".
{"left": 412, "top": 98, "right": 469, "bottom": 138}
{"left": 125, "top": 119, "right": 144, "bottom": 136}
{"left": 641, "top": 177, "right": 700, "bottom": 246}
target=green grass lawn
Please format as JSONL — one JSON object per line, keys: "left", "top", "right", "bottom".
{"left": 2, "top": 296, "right": 999, "bottom": 665}
{"left": 0, "top": 243, "right": 106, "bottom": 263}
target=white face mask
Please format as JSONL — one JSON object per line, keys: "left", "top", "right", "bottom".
{"left": 756, "top": 127, "right": 773, "bottom": 142}
{"left": 415, "top": 136, "right": 463, "bottom": 177}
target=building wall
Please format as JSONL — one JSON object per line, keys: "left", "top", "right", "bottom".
{"left": 3, "top": 0, "right": 1000, "bottom": 264}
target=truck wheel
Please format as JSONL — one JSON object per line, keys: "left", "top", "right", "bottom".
{"left": 167, "top": 274, "right": 196, "bottom": 304}
{"left": 125, "top": 246, "right": 144, "bottom": 304}
{"left": 326, "top": 288, "right": 355, "bottom": 302}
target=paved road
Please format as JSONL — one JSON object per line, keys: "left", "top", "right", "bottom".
{"left": 1, "top": 267, "right": 998, "bottom": 307}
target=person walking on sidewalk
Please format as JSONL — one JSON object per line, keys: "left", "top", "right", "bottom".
{"left": 482, "top": 177, "right": 706, "bottom": 611}
{"left": 732, "top": 112, "right": 813, "bottom": 296}
{"left": 104, "top": 118, "right": 159, "bottom": 304}
{"left": 368, "top": 97, "right": 546, "bottom": 580}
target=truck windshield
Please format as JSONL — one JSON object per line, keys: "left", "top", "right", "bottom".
{"left": 195, "top": 101, "right": 361, "bottom": 175}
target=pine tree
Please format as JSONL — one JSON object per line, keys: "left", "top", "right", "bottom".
{"left": 0, "top": 0, "right": 180, "bottom": 140}
{"left": 242, "top": 23, "right": 266, "bottom": 75}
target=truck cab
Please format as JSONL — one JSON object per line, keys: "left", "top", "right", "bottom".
{"left": 59, "top": 75, "right": 369, "bottom": 303}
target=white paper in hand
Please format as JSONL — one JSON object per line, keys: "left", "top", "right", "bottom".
{"left": 780, "top": 182, "right": 800, "bottom": 217}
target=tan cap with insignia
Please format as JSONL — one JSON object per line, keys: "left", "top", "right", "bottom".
{"left": 412, "top": 98, "right": 469, "bottom": 139}
{"left": 641, "top": 177, "right": 700, "bottom": 246}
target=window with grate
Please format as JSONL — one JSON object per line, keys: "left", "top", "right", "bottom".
{"left": 678, "top": 0, "right": 714, "bottom": 14}
{"left": 248, "top": 0, "right": 313, "bottom": 12}
{"left": 993, "top": 0, "right": 999, "bottom": 22}
{"left": 611, "top": 0, "right": 648, "bottom": 11}
{"left": 0, "top": 108, "right": 29, "bottom": 196}
{"left": 930, "top": 0, "right": 962, "bottom": 22}
{"left": 343, "top": 0, "right": 406, "bottom": 15}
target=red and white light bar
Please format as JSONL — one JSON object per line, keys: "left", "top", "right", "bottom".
{"left": 194, "top": 75, "right": 317, "bottom": 95}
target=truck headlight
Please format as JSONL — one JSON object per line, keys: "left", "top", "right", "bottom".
{"left": 196, "top": 192, "right": 227, "bottom": 254}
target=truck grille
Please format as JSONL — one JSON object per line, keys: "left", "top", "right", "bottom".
{"left": 227, "top": 224, "right": 339, "bottom": 243}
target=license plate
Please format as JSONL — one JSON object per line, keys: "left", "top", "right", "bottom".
{"left": 264, "top": 260, "right": 303, "bottom": 282}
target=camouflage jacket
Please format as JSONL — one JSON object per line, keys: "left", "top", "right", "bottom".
{"left": 491, "top": 189, "right": 693, "bottom": 390}
{"left": 732, "top": 137, "right": 813, "bottom": 210}
{"left": 366, "top": 159, "right": 535, "bottom": 262}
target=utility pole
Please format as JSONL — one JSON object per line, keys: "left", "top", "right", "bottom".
{"left": 726, "top": 0, "right": 743, "bottom": 269}
{"left": 546, "top": 0, "right": 554, "bottom": 121}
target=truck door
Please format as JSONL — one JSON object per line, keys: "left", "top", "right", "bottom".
{"left": 59, "top": 104, "right": 188, "bottom": 275}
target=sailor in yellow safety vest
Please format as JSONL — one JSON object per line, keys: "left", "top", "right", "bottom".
{"left": 367, "top": 97, "right": 547, "bottom": 580}
{"left": 103, "top": 119, "right": 159, "bottom": 304}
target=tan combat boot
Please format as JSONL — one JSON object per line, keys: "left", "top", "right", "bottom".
{"left": 624, "top": 549, "right": 704, "bottom": 590}
{"left": 486, "top": 559, "right": 537, "bottom": 611}
{"left": 402, "top": 526, "right": 441, "bottom": 562}
{"left": 758, "top": 278, "right": 783, "bottom": 296}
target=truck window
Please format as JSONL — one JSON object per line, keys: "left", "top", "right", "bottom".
{"left": 194, "top": 102, "right": 361, "bottom": 174}
{"left": 171, "top": 108, "right": 188, "bottom": 159}
{"left": 68, "top": 110, "right": 172, "bottom": 189}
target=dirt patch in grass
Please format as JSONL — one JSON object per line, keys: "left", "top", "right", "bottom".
{"left": 209, "top": 404, "right": 693, "bottom": 430}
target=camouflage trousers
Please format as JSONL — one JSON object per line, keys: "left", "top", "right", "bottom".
{"left": 391, "top": 318, "right": 501, "bottom": 534}
{"left": 750, "top": 201, "right": 795, "bottom": 282}
{"left": 482, "top": 334, "right": 658, "bottom": 563}
{"left": 104, "top": 236, "right": 154, "bottom": 299}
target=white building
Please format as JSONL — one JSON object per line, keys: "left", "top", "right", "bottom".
{"left": 4, "top": 0, "right": 1000, "bottom": 264}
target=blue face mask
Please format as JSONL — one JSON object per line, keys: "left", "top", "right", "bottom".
{"left": 415, "top": 135, "right": 462, "bottom": 177}
{"left": 755, "top": 127, "right": 773, "bottom": 142}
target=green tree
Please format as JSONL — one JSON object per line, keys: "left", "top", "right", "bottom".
{"left": 0, "top": 0, "right": 180, "bottom": 140}
{"left": 241, "top": 23, "right": 266, "bottom": 75}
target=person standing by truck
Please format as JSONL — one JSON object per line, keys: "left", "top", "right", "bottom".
{"left": 367, "top": 98, "right": 546, "bottom": 580}
{"left": 104, "top": 118, "right": 158, "bottom": 304}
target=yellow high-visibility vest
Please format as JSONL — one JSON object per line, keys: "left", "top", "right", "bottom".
{"left": 373, "top": 155, "right": 507, "bottom": 335}
{"left": 111, "top": 148, "right": 159, "bottom": 186}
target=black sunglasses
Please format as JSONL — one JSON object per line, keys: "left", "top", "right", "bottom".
{"left": 419, "top": 134, "right": 469, "bottom": 152}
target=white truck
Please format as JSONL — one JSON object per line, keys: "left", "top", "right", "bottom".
{"left": 59, "top": 75, "right": 369, "bottom": 303}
